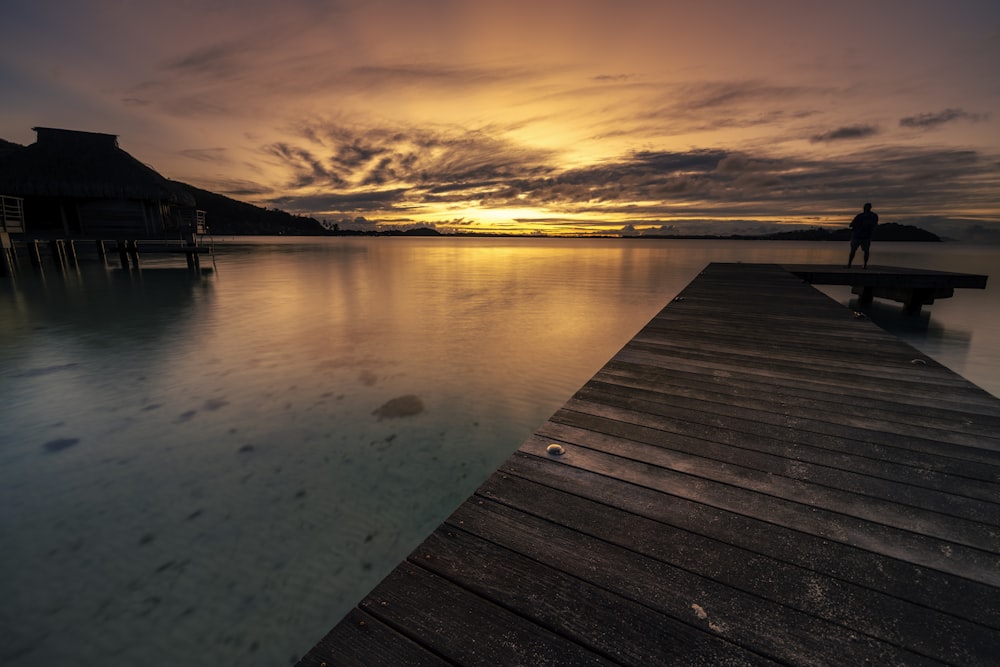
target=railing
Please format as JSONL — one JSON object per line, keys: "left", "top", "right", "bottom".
{"left": 0, "top": 195, "right": 25, "bottom": 233}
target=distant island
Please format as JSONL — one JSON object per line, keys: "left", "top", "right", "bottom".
{"left": 175, "top": 180, "right": 940, "bottom": 241}
{"left": 311, "top": 222, "right": 941, "bottom": 241}
{"left": 632, "top": 223, "right": 941, "bottom": 242}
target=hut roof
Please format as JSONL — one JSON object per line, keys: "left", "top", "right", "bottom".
{"left": 0, "top": 127, "right": 195, "bottom": 206}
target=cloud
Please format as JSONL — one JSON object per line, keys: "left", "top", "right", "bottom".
{"left": 346, "top": 63, "right": 529, "bottom": 90}
{"left": 263, "top": 118, "right": 558, "bottom": 197}
{"left": 178, "top": 147, "right": 229, "bottom": 163}
{"left": 263, "top": 142, "right": 348, "bottom": 188}
{"left": 593, "top": 74, "right": 633, "bottom": 83}
{"left": 810, "top": 124, "right": 880, "bottom": 142}
{"left": 268, "top": 189, "right": 411, "bottom": 213}
{"left": 899, "top": 108, "right": 987, "bottom": 129}
{"left": 163, "top": 42, "right": 252, "bottom": 79}
{"left": 261, "top": 136, "right": 1000, "bottom": 231}
{"left": 190, "top": 177, "right": 275, "bottom": 198}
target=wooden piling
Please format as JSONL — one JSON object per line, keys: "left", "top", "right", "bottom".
{"left": 49, "top": 239, "right": 67, "bottom": 269}
{"left": 28, "top": 240, "right": 42, "bottom": 268}
{"left": 117, "top": 241, "right": 130, "bottom": 270}
{"left": 127, "top": 240, "right": 140, "bottom": 269}
{"left": 0, "top": 231, "right": 12, "bottom": 277}
{"left": 95, "top": 239, "right": 108, "bottom": 267}
{"left": 65, "top": 239, "right": 78, "bottom": 266}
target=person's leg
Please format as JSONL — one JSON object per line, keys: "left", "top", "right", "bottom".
{"left": 862, "top": 240, "right": 871, "bottom": 268}
{"left": 848, "top": 240, "right": 859, "bottom": 267}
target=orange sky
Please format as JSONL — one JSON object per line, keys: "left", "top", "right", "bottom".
{"left": 2, "top": 0, "right": 999, "bottom": 238}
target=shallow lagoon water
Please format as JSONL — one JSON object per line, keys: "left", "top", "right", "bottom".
{"left": 1, "top": 237, "right": 998, "bottom": 666}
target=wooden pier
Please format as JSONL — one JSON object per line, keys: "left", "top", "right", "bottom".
{"left": 0, "top": 236, "right": 212, "bottom": 274}
{"left": 298, "top": 262, "right": 1000, "bottom": 666}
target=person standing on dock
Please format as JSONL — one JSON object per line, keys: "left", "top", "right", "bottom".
{"left": 847, "top": 202, "right": 878, "bottom": 268}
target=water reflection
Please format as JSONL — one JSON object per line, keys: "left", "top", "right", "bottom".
{"left": 0, "top": 267, "right": 211, "bottom": 345}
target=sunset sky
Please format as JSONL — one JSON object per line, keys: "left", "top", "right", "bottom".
{"left": 2, "top": 0, "right": 999, "bottom": 238}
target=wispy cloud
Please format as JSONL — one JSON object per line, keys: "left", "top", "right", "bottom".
{"left": 177, "top": 147, "right": 229, "bottom": 163}
{"left": 810, "top": 124, "right": 880, "bottom": 142}
{"left": 163, "top": 42, "right": 254, "bottom": 79}
{"left": 900, "top": 108, "right": 987, "bottom": 129}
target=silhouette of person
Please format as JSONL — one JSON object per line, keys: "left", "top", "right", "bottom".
{"left": 848, "top": 202, "right": 878, "bottom": 268}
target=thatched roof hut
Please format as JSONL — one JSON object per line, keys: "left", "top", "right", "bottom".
{"left": 0, "top": 127, "right": 196, "bottom": 237}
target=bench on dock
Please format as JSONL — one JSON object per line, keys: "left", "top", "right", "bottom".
{"left": 783, "top": 264, "right": 988, "bottom": 313}
{"left": 295, "top": 263, "right": 999, "bottom": 666}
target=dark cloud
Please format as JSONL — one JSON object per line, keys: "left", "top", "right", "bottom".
{"left": 900, "top": 108, "right": 987, "bottom": 129}
{"left": 158, "top": 95, "right": 235, "bottom": 118}
{"left": 264, "top": 142, "right": 348, "bottom": 188}
{"left": 266, "top": 120, "right": 556, "bottom": 196}
{"left": 593, "top": 74, "right": 633, "bottom": 83}
{"left": 611, "top": 81, "right": 823, "bottom": 141}
{"left": 178, "top": 147, "right": 229, "bottom": 163}
{"left": 673, "top": 80, "right": 815, "bottom": 112}
{"left": 269, "top": 189, "right": 410, "bottom": 213}
{"left": 810, "top": 124, "right": 880, "bottom": 142}
{"left": 346, "top": 63, "right": 530, "bottom": 91}
{"left": 163, "top": 42, "right": 252, "bottom": 79}
{"left": 197, "top": 177, "right": 275, "bottom": 198}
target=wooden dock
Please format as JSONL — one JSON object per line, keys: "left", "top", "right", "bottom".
{"left": 297, "top": 263, "right": 1000, "bottom": 666}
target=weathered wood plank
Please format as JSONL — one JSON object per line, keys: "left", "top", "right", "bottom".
{"left": 612, "top": 346, "right": 1000, "bottom": 414}
{"left": 411, "top": 527, "right": 770, "bottom": 666}
{"left": 295, "top": 607, "right": 451, "bottom": 667}
{"left": 556, "top": 392, "right": 1000, "bottom": 477}
{"left": 595, "top": 360, "right": 1000, "bottom": 439}
{"left": 466, "top": 475, "right": 999, "bottom": 664}
{"left": 543, "top": 409, "right": 1000, "bottom": 519}
{"left": 495, "top": 452, "right": 1000, "bottom": 631}
{"left": 577, "top": 376, "right": 1000, "bottom": 451}
{"left": 357, "top": 562, "right": 616, "bottom": 666}
{"left": 437, "top": 499, "right": 939, "bottom": 666}
{"left": 514, "top": 436, "right": 1000, "bottom": 586}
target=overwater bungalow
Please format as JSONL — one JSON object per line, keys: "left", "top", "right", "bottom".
{"left": 0, "top": 127, "right": 200, "bottom": 238}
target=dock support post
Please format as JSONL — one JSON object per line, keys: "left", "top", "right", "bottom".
{"left": 904, "top": 288, "right": 932, "bottom": 316}
{"left": 183, "top": 230, "right": 200, "bottom": 271}
{"left": 118, "top": 241, "right": 130, "bottom": 270}
{"left": 28, "top": 240, "right": 42, "bottom": 268}
{"left": 127, "top": 240, "right": 140, "bottom": 269}
{"left": 65, "top": 239, "right": 78, "bottom": 266}
{"left": 0, "top": 232, "right": 12, "bottom": 277}
{"left": 857, "top": 286, "right": 874, "bottom": 306}
{"left": 49, "top": 239, "right": 67, "bottom": 270}
{"left": 95, "top": 240, "right": 108, "bottom": 267}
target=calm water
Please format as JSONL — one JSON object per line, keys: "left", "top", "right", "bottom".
{"left": 1, "top": 238, "right": 998, "bottom": 666}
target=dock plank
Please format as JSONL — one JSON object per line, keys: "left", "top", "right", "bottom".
{"left": 297, "top": 263, "right": 1000, "bottom": 666}
{"left": 464, "top": 476, "right": 996, "bottom": 664}
{"left": 492, "top": 453, "right": 1000, "bottom": 631}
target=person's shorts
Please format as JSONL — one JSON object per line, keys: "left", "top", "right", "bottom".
{"left": 851, "top": 238, "right": 871, "bottom": 251}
